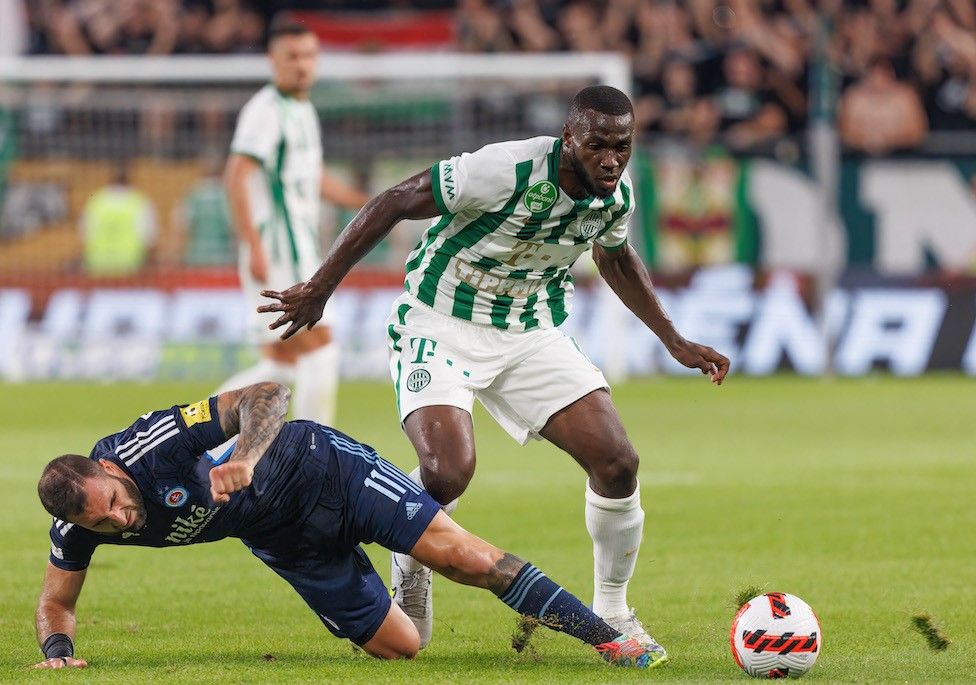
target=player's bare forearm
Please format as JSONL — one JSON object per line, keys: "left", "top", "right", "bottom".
{"left": 35, "top": 564, "right": 85, "bottom": 646}
{"left": 307, "top": 169, "right": 438, "bottom": 295}
{"left": 224, "top": 154, "right": 261, "bottom": 247}
{"left": 216, "top": 382, "right": 290, "bottom": 467}
{"left": 594, "top": 243, "right": 731, "bottom": 384}
{"left": 594, "top": 243, "right": 682, "bottom": 346}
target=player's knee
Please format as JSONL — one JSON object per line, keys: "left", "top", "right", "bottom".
{"left": 416, "top": 451, "right": 474, "bottom": 504}
{"left": 590, "top": 443, "right": 639, "bottom": 495}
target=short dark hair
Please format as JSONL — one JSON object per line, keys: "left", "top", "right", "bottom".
{"left": 38, "top": 454, "right": 100, "bottom": 521}
{"left": 568, "top": 85, "right": 634, "bottom": 120}
{"left": 267, "top": 16, "right": 315, "bottom": 44}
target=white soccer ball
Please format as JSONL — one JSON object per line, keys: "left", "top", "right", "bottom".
{"left": 730, "top": 592, "right": 822, "bottom": 679}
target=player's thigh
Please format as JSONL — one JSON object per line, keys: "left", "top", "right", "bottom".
{"left": 403, "top": 405, "right": 477, "bottom": 502}
{"left": 255, "top": 546, "right": 394, "bottom": 648}
{"left": 327, "top": 427, "right": 442, "bottom": 553}
{"left": 479, "top": 330, "right": 610, "bottom": 445}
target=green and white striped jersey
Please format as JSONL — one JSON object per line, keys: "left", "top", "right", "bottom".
{"left": 230, "top": 85, "right": 323, "bottom": 282}
{"left": 404, "top": 136, "right": 634, "bottom": 331}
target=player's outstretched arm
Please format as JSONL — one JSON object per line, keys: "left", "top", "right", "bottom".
{"left": 210, "top": 382, "right": 291, "bottom": 504}
{"left": 33, "top": 563, "right": 88, "bottom": 669}
{"left": 593, "top": 243, "right": 730, "bottom": 385}
{"left": 258, "top": 169, "right": 440, "bottom": 340}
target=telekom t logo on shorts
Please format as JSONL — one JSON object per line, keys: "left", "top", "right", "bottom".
{"left": 409, "top": 338, "right": 437, "bottom": 364}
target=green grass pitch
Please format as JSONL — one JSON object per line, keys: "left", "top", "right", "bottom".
{"left": 1, "top": 376, "right": 973, "bottom": 683}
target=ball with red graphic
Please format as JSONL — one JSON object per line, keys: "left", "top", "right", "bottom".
{"left": 730, "top": 592, "right": 821, "bottom": 679}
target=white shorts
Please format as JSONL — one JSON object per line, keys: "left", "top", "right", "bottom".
{"left": 239, "top": 248, "right": 333, "bottom": 345}
{"left": 386, "top": 292, "right": 609, "bottom": 445}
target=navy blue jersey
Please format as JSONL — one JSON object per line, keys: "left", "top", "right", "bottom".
{"left": 49, "top": 397, "right": 332, "bottom": 571}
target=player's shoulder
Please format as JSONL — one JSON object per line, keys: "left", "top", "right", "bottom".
{"left": 472, "top": 136, "right": 557, "bottom": 164}
{"left": 239, "top": 84, "right": 280, "bottom": 116}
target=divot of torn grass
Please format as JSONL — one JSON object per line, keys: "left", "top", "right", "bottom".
{"left": 733, "top": 585, "right": 766, "bottom": 610}
{"left": 512, "top": 615, "right": 541, "bottom": 654}
{"left": 911, "top": 613, "right": 950, "bottom": 651}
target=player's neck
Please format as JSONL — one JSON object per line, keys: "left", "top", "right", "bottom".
{"left": 274, "top": 84, "right": 309, "bottom": 101}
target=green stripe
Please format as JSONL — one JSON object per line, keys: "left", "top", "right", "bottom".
{"left": 417, "top": 160, "right": 534, "bottom": 310}
{"left": 543, "top": 205, "right": 582, "bottom": 244}
{"left": 451, "top": 282, "right": 478, "bottom": 320}
{"left": 518, "top": 293, "right": 540, "bottom": 331}
{"left": 487, "top": 268, "right": 528, "bottom": 328}
{"left": 547, "top": 138, "right": 561, "bottom": 182}
{"left": 405, "top": 212, "right": 455, "bottom": 276}
{"left": 516, "top": 141, "right": 563, "bottom": 240}
{"left": 472, "top": 256, "right": 503, "bottom": 270}
{"left": 430, "top": 162, "right": 450, "bottom": 216}
{"left": 604, "top": 182, "right": 632, "bottom": 232}
{"left": 545, "top": 269, "right": 571, "bottom": 327}
{"left": 271, "top": 136, "right": 301, "bottom": 282}
{"left": 388, "top": 303, "right": 411, "bottom": 418}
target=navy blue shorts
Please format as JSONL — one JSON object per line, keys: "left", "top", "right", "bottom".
{"left": 250, "top": 426, "right": 439, "bottom": 645}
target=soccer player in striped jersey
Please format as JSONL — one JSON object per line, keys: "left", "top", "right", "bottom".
{"left": 33, "top": 383, "right": 662, "bottom": 669}
{"left": 260, "top": 86, "right": 731, "bottom": 658}
{"left": 219, "top": 18, "right": 368, "bottom": 426}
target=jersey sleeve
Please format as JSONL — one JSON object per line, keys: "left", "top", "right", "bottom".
{"left": 595, "top": 173, "right": 635, "bottom": 250}
{"left": 106, "top": 397, "right": 226, "bottom": 471}
{"left": 49, "top": 518, "right": 97, "bottom": 571}
{"left": 230, "top": 95, "right": 280, "bottom": 167}
{"left": 431, "top": 142, "right": 519, "bottom": 215}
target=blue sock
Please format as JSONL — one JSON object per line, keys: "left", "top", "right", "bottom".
{"left": 498, "top": 563, "right": 620, "bottom": 645}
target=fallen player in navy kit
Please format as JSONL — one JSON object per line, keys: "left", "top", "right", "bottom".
{"left": 34, "top": 382, "right": 666, "bottom": 670}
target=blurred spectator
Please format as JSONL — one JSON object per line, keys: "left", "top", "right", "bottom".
{"left": 51, "top": 0, "right": 179, "bottom": 55}
{"left": 457, "top": 0, "right": 515, "bottom": 53}
{"left": 0, "top": 0, "right": 28, "bottom": 56}
{"left": 176, "top": 154, "right": 234, "bottom": 267}
{"left": 706, "top": 46, "right": 787, "bottom": 151}
{"left": 80, "top": 160, "right": 158, "bottom": 276}
{"left": 839, "top": 57, "right": 929, "bottom": 155}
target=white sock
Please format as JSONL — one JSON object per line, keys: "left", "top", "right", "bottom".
{"left": 293, "top": 342, "right": 340, "bottom": 425}
{"left": 394, "top": 467, "right": 459, "bottom": 573}
{"left": 214, "top": 357, "right": 296, "bottom": 396}
{"left": 585, "top": 479, "right": 644, "bottom": 618}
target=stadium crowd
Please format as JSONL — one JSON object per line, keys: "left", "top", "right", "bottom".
{"left": 4, "top": 0, "right": 975, "bottom": 147}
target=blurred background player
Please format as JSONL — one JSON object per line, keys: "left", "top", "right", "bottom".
{"left": 217, "top": 18, "right": 368, "bottom": 426}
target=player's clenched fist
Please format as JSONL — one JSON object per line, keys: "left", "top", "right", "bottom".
{"left": 32, "top": 656, "right": 88, "bottom": 669}
{"left": 209, "top": 461, "right": 255, "bottom": 504}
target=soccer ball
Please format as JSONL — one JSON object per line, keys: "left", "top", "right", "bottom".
{"left": 730, "top": 592, "right": 821, "bottom": 679}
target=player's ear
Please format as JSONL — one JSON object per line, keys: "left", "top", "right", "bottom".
{"left": 98, "top": 459, "right": 122, "bottom": 479}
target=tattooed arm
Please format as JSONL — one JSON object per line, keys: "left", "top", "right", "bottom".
{"left": 210, "top": 382, "right": 291, "bottom": 503}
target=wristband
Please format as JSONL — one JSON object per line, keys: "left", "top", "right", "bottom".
{"left": 42, "top": 633, "right": 73, "bottom": 660}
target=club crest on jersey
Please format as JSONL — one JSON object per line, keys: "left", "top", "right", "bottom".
{"left": 523, "top": 180, "right": 557, "bottom": 213}
{"left": 164, "top": 486, "right": 189, "bottom": 507}
{"left": 578, "top": 214, "right": 604, "bottom": 240}
{"left": 406, "top": 369, "right": 431, "bottom": 392}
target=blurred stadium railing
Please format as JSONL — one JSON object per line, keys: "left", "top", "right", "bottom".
{"left": 1, "top": 53, "right": 975, "bottom": 381}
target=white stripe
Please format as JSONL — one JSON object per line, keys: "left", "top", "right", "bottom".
{"left": 115, "top": 414, "right": 174, "bottom": 454}
{"left": 123, "top": 427, "right": 179, "bottom": 466}
{"left": 375, "top": 460, "right": 422, "bottom": 494}
{"left": 364, "top": 477, "right": 401, "bottom": 503}
{"left": 329, "top": 434, "right": 423, "bottom": 494}
{"left": 56, "top": 520, "right": 74, "bottom": 535}
{"left": 116, "top": 415, "right": 176, "bottom": 458}
{"left": 117, "top": 415, "right": 176, "bottom": 459}
{"left": 370, "top": 469, "right": 407, "bottom": 494}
